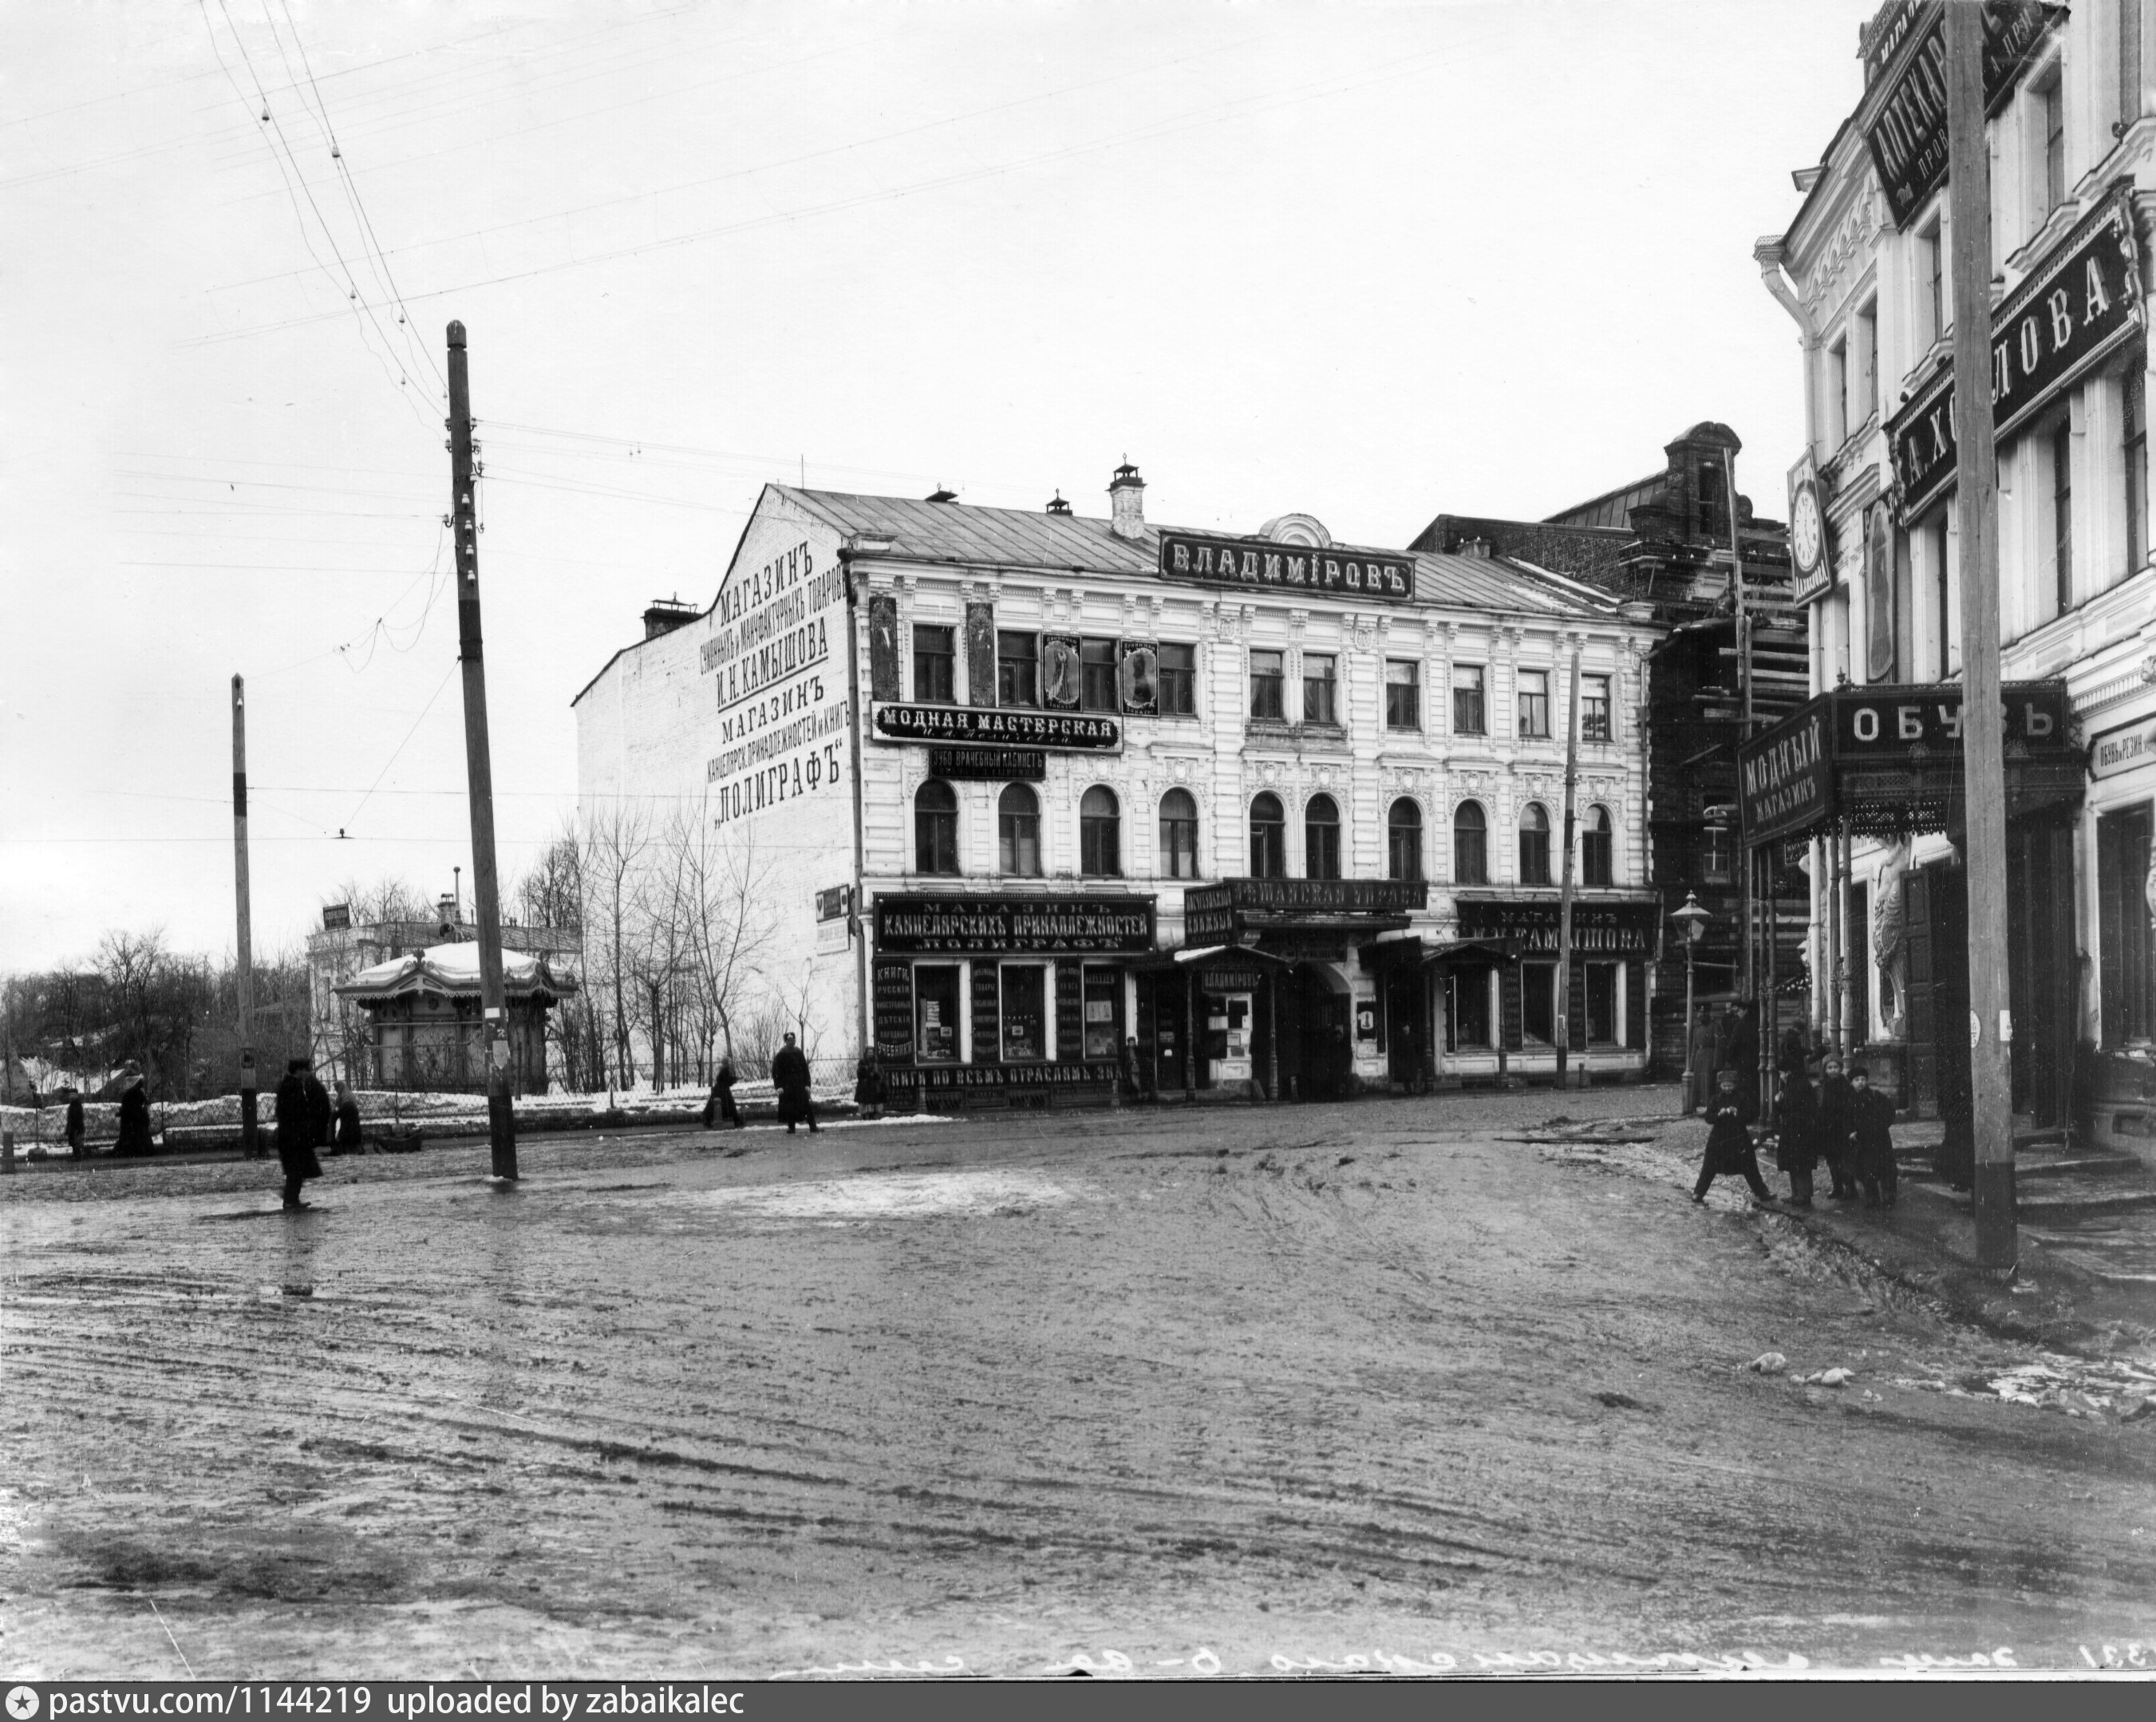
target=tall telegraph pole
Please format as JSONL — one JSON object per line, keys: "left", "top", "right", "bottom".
{"left": 446, "top": 320, "right": 518, "bottom": 1181}
{"left": 1945, "top": 2, "right": 2015, "bottom": 1270}
{"left": 231, "top": 675, "right": 259, "bottom": 1159}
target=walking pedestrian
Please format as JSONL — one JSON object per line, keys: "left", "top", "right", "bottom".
{"left": 771, "top": 1033, "right": 819, "bottom": 1135}
{"left": 852, "top": 1051, "right": 886, "bottom": 1120}
{"left": 703, "top": 1057, "right": 742, "bottom": 1130}
{"left": 332, "top": 1079, "right": 365, "bottom": 1155}
{"left": 272, "top": 1057, "right": 325, "bottom": 1211}
{"left": 113, "top": 1070, "right": 154, "bottom": 1158}
{"left": 1817, "top": 1056, "right": 1858, "bottom": 1200}
{"left": 1849, "top": 1067, "right": 1899, "bottom": 1209}
{"left": 63, "top": 1088, "right": 85, "bottom": 1159}
{"left": 1122, "top": 1035, "right": 1146, "bottom": 1103}
{"left": 1720, "top": 999, "right": 1761, "bottom": 1116}
{"left": 1684, "top": 1006, "right": 1716, "bottom": 1115}
{"left": 1775, "top": 1060, "right": 1821, "bottom": 1209}
{"left": 1692, "top": 1068, "right": 1773, "bottom": 1206}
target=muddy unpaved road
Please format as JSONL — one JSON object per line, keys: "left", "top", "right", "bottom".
{"left": 4, "top": 1094, "right": 2154, "bottom": 1679}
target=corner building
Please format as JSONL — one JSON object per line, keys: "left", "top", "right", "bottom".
{"left": 1758, "top": 1, "right": 2156, "bottom": 1161}
{"left": 575, "top": 467, "right": 1659, "bottom": 1110}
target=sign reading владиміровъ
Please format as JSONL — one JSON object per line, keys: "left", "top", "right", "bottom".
{"left": 1155, "top": 531, "right": 1416, "bottom": 602}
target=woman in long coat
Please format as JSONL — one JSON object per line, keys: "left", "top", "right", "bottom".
{"left": 114, "top": 1073, "right": 154, "bottom": 1158}
{"left": 1774, "top": 1061, "right": 1821, "bottom": 1208}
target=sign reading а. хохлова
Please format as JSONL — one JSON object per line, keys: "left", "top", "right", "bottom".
{"left": 871, "top": 703, "right": 1121, "bottom": 752}
{"left": 1155, "top": 532, "right": 1416, "bottom": 602}
{"left": 1891, "top": 191, "right": 2143, "bottom": 523}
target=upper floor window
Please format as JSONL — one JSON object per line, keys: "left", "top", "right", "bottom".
{"left": 1302, "top": 653, "right": 1338, "bottom": 725}
{"left": 998, "top": 783, "right": 1041, "bottom": 875}
{"left": 1452, "top": 664, "right": 1487, "bottom": 735}
{"left": 914, "top": 780, "right": 959, "bottom": 875}
{"left": 1454, "top": 801, "right": 1488, "bottom": 885}
{"left": 1826, "top": 334, "right": 1849, "bottom": 451}
{"left": 997, "top": 631, "right": 1038, "bottom": 708}
{"left": 1518, "top": 803, "right": 1552, "bottom": 886}
{"left": 913, "top": 624, "right": 954, "bottom": 704}
{"left": 2052, "top": 416, "right": 2075, "bottom": 615}
{"left": 2040, "top": 69, "right": 2066, "bottom": 214}
{"left": 1517, "top": 668, "right": 1550, "bottom": 739}
{"left": 1250, "top": 792, "right": 1286, "bottom": 879}
{"left": 1917, "top": 219, "right": 1944, "bottom": 349}
{"left": 1080, "top": 638, "right": 1118, "bottom": 712}
{"left": 2126, "top": 1, "right": 2147, "bottom": 132}
{"left": 1159, "top": 642, "right": 1197, "bottom": 715}
{"left": 1697, "top": 457, "right": 1726, "bottom": 540}
{"left": 1384, "top": 659, "right": 1420, "bottom": 730}
{"left": 1581, "top": 672, "right": 1612, "bottom": 741}
{"left": 1582, "top": 805, "right": 1613, "bottom": 887}
{"left": 1159, "top": 788, "right": 1199, "bottom": 879}
{"left": 1853, "top": 298, "right": 1878, "bottom": 432}
{"left": 1250, "top": 649, "right": 1285, "bottom": 721}
{"left": 1387, "top": 798, "right": 1423, "bottom": 882}
{"left": 1080, "top": 785, "right": 1120, "bottom": 877}
{"left": 1700, "top": 821, "right": 1732, "bottom": 887}
{"left": 2127, "top": 367, "right": 2147, "bottom": 580}
{"left": 1305, "top": 793, "right": 1341, "bottom": 880}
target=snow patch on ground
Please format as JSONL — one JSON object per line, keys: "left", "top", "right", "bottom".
{"left": 681, "top": 1168, "right": 1080, "bottom": 1225}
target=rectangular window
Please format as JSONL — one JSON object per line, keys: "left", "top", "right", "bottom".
{"left": 1697, "top": 458, "right": 1725, "bottom": 539}
{"left": 1585, "top": 962, "right": 1618, "bottom": 1045}
{"left": 1826, "top": 335, "right": 1849, "bottom": 450}
{"left": 1929, "top": 514, "right": 1952, "bottom": 680}
{"left": 1081, "top": 964, "right": 1121, "bottom": 1060}
{"left": 1000, "top": 964, "right": 1048, "bottom": 1063}
{"left": 997, "top": 631, "right": 1038, "bottom": 707}
{"left": 2053, "top": 417, "right": 2075, "bottom": 614}
{"left": 1854, "top": 298, "right": 1878, "bottom": 430}
{"left": 1446, "top": 966, "right": 1492, "bottom": 1052}
{"left": 914, "top": 964, "right": 962, "bottom": 1063}
{"left": 1159, "top": 642, "right": 1196, "bottom": 715}
{"left": 1250, "top": 649, "right": 1285, "bottom": 721}
{"left": 912, "top": 624, "right": 954, "bottom": 704}
{"left": 1159, "top": 799, "right": 1198, "bottom": 879}
{"left": 1517, "top": 668, "right": 1550, "bottom": 738}
{"left": 1917, "top": 221, "right": 1943, "bottom": 348}
{"left": 1302, "top": 653, "right": 1337, "bottom": 725}
{"left": 2128, "top": 369, "right": 2148, "bottom": 581}
{"left": 2100, "top": 806, "right": 2156, "bottom": 1045}
{"left": 2128, "top": 0, "right": 2147, "bottom": 130}
{"left": 1384, "top": 659, "right": 1420, "bottom": 730}
{"left": 1580, "top": 673, "right": 1611, "bottom": 741}
{"left": 1080, "top": 637, "right": 1118, "bottom": 712}
{"left": 1451, "top": 664, "right": 1486, "bottom": 734}
{"left": 2043, "top": 73, "right": 2066, "bottom": 212}
{"left": 1522, "top": 962, "right": 1556, "bottom": 1045}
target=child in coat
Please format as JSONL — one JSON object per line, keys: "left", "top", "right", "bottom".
{"left": 1692, "top": 1068, "right": 1773, "bottom": 1206}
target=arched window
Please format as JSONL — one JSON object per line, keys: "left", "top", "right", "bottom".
{"left": 1518, "top": 802, "right": 1552, "bottom": 886}
{"left": 998, "top": 783, "right": 1041, "bottom": 876}
{"left": 1250, "top": 792, "right": 1286, "bottom": 879}
{"left": 1387, "top": 798, "right": 1423, "bottom": 882}
{"left": 1305, "top": 793, "right": 1341, "bottom": 880}
{"left": 1581, "top": 804, "right": 1614, "bottom": 887}
{"left": 1159, "top": 788, "right": 1199, "bottom": 879}
{"left": 1453, "top": 800, "right": 1487, "bottom": 885}
{"left": 914, "top": 780, "right": 959, "bottom": 875}
{"left": 1080, "top": 785, "right": 1120, "bottom": 878}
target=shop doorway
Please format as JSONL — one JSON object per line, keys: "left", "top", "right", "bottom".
{"left": 2007, "top": 816, "right": 2076, "bottom": 1127}
{"left": 1273, "top": 964, "right": 1351, "bottom": 1101}
{"left": 1383, "top": 966, "right": 1429, "bottom": 1087}
{"left": 1904, "top": 864, "right": 1969, "bottom": 1124}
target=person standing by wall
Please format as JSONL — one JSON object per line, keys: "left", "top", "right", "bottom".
{"left": 1817, "top": 1055, "right": 1858, "bottom": 1202}
{"left": 1775, "top": 1059, "right": 1821, "bottom": 1209}
{"left": 1685, "top": 1006, "right": 1716, "bottom": 1115}
{"left": 1849, "top": 1067, "right": 1898, "bottom": 1210}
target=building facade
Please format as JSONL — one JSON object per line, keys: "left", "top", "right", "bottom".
{"left": 574, "top": 467, "right": 1661, "bottom": 1109}
{"left": 1757, "top": 0, "right": 2156, "bottom": 1156}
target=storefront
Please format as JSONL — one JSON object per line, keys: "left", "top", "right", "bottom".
{"left": 869, "top": 892, "right": 1155, "bottom": 1110}
{"left": 2083, "top": 713, "right": 2156, "bottom": 1153}
{"left": 1431, "top": 895, "right": 1657, "bottom": 1079}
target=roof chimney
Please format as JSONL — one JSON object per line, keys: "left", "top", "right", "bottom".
{"left": 1046, "top": 491, "right": 1072, "bottom": 515}
{"left": 1108, "top": 460, "right": 1145, "bottom": 539}
{"left": 925, "top": 486, "right": 958, "bottom": 504}
{"left": 642, "top": 596, "right": 697, "bottom": 640}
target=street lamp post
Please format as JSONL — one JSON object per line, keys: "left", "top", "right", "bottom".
{"left": 1672, "top": 892, "right": 1712, "bottom": 1118}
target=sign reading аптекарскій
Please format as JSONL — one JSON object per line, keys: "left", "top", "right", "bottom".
{"left": 1156, "top": 531, "right": 1416, "bottom": 602}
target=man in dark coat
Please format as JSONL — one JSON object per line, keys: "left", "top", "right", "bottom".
{"left": 703, "top": 1058, "right": 742, "bottom": 1129}
{"left": 1774, "top": 1061, "right": 1821, "bottom": 1208}
{"left": 273, "top": 1057, "right": 326, "bottom": 1210}
{"left": 771, "top": 1033, "right": 818, "bottom": 1135}
{"left": 1684, "top": 1007, "right": 1717, "bottom": 1116}
{"left": 1720, "top": 1000, "right": 1761, "bottom": 1116}
{"left": 1817, "top": 1055, "right": 1858, "bottom": 1200}
{"left": 1692, "top": 1068, "right": 1773, "bottom": 1205}
{"left": 64, "top": 1088, "right": 85, "bottom": 1159}
{"left": 1849, "top": 1067, "right": 1899, "bottom": 1209}
{"left": 114, "top": 1073, "right": 154, "bottom": 1158}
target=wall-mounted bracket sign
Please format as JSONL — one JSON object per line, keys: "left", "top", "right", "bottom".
{"left": 927, "top": 746, "right": 1047, "bottom": 780}
{"left": 1156, "top": 531, "right": 1416, "bottom": 602}
{"left": 1890, "top": 188, "right": 2143, "bottom": 523}
{"left": 871, "top": 702, "right": 1121, "bottom": 752}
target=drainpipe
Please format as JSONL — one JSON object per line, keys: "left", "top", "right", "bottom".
{"left": 839, "top": 543, "right": 872, "bottom": 1071}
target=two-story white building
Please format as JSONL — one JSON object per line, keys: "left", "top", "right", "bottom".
{"left": 1757, "top": 0, "right": 2155, "bottom": 1153}
{"left": 574, "top": 464, "right": 1660, "bottom": 1109}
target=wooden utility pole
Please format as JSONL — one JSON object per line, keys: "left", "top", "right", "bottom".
{"left": 1554, "top": 642, "right": 1581, "bottom": 1088}
{"left": 446, "top": 320, "right": 517, "bottom": 1181}
{"left": 231, "top": 675, "right": 260, "bottom": 1159}
{"left": 1945, "top": 2, "right": 2015, "bottom": 1270}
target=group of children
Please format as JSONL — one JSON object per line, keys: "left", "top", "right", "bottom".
{"left": 1694, "top": 1053, "right": 1899, "bottom": 1211}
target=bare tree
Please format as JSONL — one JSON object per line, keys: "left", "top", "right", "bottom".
{"left": 512, "top": 825, "right": 598, "bottom": 1090}
{"left": 330, "top": 875, "right": 432, "bottom": 926}
{"left": 669, "top": 806, "right": 780, "bottom": 1084}
{"left": 580, "top": 800, "right": 651, "bottom": 1089}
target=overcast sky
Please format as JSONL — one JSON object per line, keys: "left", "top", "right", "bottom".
{"left": 1, "top": 0, "right": 1876, "bottom": 973}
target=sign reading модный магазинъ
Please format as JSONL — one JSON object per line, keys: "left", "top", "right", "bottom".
{"left": 1155, "top": 531, "right": 1416, "bottom": 602}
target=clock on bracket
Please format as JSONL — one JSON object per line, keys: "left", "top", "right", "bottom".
{"left": 1788, "top": 467, "right": 1826, "bottom": 583}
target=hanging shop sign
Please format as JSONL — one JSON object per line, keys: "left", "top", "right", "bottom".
{"left": 1453, "top": 899, "right": 1660, "bottom": 959}
{"left": 874, "top": 894, "right": 1156, "bottom": 954}
{"left": 1157, "top": 531, "right": 1416, "bottom": 602}
{"left": 1832, "top": 681, "right": 2068, "bottom": 756}
{"left": 871, "top": 702, "right": 1122, "bottom": 752}
{"left": 2091, "top": 717, "right": 2156, "bottom": 780}
{"left": 1890, "top": 189, "right": 2144, "bottom": 523}
{"left": 1739, "top": 699, "right": 1834, "bottom": 846}
{"left": 814, "top": 883, "right": 853, "bottom": 954}
{"left": 1863, "top": 2, "right": 2058, "bottom": 230}
{"left": 927, "top": 746, "right": 1046, "bottom": 781}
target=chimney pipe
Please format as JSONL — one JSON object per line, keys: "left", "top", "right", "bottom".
{"left": 1108, "top": 460, "right": 1145, "bottom": 539}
